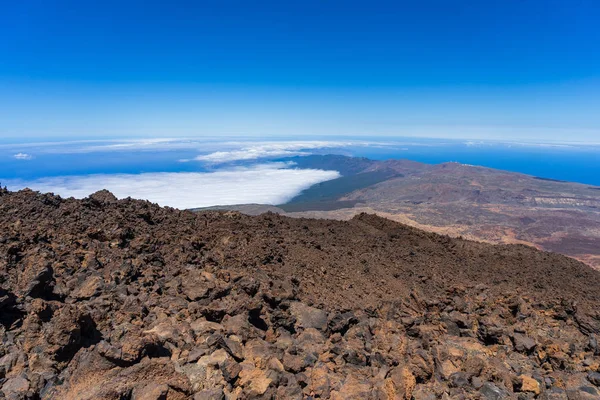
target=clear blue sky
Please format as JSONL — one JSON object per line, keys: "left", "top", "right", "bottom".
{"left": 1, "top": 0, "right": 599, "bottom": 141}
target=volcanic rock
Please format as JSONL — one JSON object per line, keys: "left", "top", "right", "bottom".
{"left": 1, "top": 189, "right": 600, "bottom": 399}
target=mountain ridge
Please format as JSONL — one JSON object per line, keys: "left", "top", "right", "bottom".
{"left": 197, "top": 155, "right": 600, "bottom": 269}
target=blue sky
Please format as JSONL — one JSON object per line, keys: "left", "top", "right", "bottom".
{"left": 1, "top": 1, "right": 600, "bottom": 141}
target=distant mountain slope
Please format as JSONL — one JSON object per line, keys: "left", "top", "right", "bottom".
{"left": 337, "top": 161, "right": 600, "bottom": 268}
{"left": 278, "top": 154, "right": 379, "bottom": 175}
{"left": 280, "top": 170, "right": 399, "bottom": 211}
{"left": 197, "top": 155, "right": 600, "bottom": 269}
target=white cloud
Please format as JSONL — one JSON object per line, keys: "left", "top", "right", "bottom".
{"left": 0, "top": 138, "right": 385, "bottom": 157}
{"left": 194, "top": 140, "right": 372, "bottom": 163}
{"left": 0, "top": 138, "right": 196, "bottom": 154}
{"left": 463, "top": 140, "right": 586, "bottom": 149}
{"left": 464, "top": 141, "right": 484, "bottom": 146}
{"left": 196, "top": 149, "right": 311, "bottom": 163}
{"left": 5, "top": 164, "right": 340, "bottom": 209}
{"left": 13, "top": 153, "right": 33, "bottom": 160}
{"left": 76, "top": 138, "right": 184, "bottom": 152}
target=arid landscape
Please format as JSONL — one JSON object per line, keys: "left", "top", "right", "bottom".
{"left": 3, "top": 2, "right": 600, "bottom": 399}
{"left": 206, "top": 155, "right": 600, "bottom": 270}
{"left": 2, "top": 188, "right": 600, "bottom": 398}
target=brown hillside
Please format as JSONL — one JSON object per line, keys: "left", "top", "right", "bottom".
{"left": 1, "top": 188, "right": 599, "bottom": 399}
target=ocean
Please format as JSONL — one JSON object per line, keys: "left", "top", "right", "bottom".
{"left": 1, "top": 137, "right": 599, "bottom": 208}
{"left": 345, "top": 140, "right": 600, "bottom": 186}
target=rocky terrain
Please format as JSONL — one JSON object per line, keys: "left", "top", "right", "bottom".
{"left": 202, "top": 155, "right": 600, "bottom": 269}
{"left": 2, "top": 187, "right": 600, "bottom": 399}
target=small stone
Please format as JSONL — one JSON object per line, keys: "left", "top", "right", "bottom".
{"left": 464, "top": 356, "right": 485, "bottom": 378}
{"left": 0, "top": 353, "right": 18, "bottom": 375}
{"left": 88, "top": 189, "right": 117, "bottom": 204}
{"left": 1, "top": 376, "right": 30, "bottom": 396}
{"left": 478, "top": 317, "right": 506, "bottom": 344}
{"left": 183, "top": 284, "right": 211, "bottom": 302}
{"left": 385, "top": 367, "right": 416, "bottom": 399}
{"left": 277, "top": 383, "right": 303, "bottom": 400}
{"left": 450, "top": 372, "right": 469, "bottom": 388}
{"left": 223, "top": 338, "right": 244, "bottom": 360}
{"left": 589, "top": 335, "right": 599, "bottom": 354}
{"left": 238, "top": 369, "right": 272, "bottom": 396}
{"left": 289, "top": 302, "right": 328, "bottom": 331}
{"left": 309, "top": 365, "right": 331, "bottom": 398}
{"left": 328, "top": 311, "right": 357, "bottom": 334}
{"left": 439, "top": 360, "right": 460, "bottom": 380}
{"left": 567, "top": 386, "right": 600, "bottom": 399}
{"left": 131, "top": 383, "right": 169, "bottom": 400}
{"left": 187, "top": 346, "right": 209, "bottom": 363}
{"left": 72, "top": 275, "right": 103, "bottom": 299}
{"left": 480, "top": 382, "right": 509, "bottom": 400}
{"left": 197, "top": 349, "right": 229, "bottom": 368}
{"left": 512, "top": 333, "right": 536, "bottom": 353}
{"left": 545, "top": 387, "right": 567, "bottom": 399}
{"left": 519, "top": 375, "right": 541, "bottom": 395}
{"left": 205, "top": 333, "right": 224, "bottom": 348}
{"left": 267, "top": 357, "right": 284, "bottom": 372}
{"left": 144, "top": 322, "right": 179, "bottom": 342}
{"left": 193, "top": 388, "right": 224, "bottom": 400}
{"left": 336, "top": 374, "right": 372, "bottom": 399}
{"left": 588, "top": 371, "right": 600, "bottom": 387}
{"left": 472, "top": 376, "right": 484, "bottom": 389}
{"left": 283, "top": 353, "right": 306, "bottom": 373}
{"left": 190, "top": 320, "right": 224, "bottom": 335}
{"left": 220, "top": 358, "right": 241, "bottom": 382}
{"left": 222, "top": 315, "right": 253, "bottom": 340}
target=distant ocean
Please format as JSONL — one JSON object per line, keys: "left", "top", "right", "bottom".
{"left": 2, "top": 138, "right": 599, "bottom": 184}
{"left": 344, "top": 140, "right": 600, "bottom": 187}
{"left": 1, "top": 137, "right": 599, "bottom": 208}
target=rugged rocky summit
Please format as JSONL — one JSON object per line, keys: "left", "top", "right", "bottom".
{"left": 1, "top": 188, "right": 600, "bottom": 399}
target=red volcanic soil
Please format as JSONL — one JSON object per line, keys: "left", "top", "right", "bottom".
{"left": 1, "top": 188, "right": 600, "bottom": 399}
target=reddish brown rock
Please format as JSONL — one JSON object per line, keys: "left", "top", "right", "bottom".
{"left": 385, "top": 366, "right": 416, "bottom": 399}
{"left": 519, "top": 374, "right": 541, "bottom": 395}
{"left": 0, "top": 189, "right": 599, "bottom": 399}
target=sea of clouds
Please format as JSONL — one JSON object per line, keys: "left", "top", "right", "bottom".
{"left": 3, "top": 139, "right": 397, "bottom": 208}
{"left": 3, "top": 137, "right": 598, "bottom": 208}
{"left": 2, "top": 139, "right": 370, "bottom": 208}
{"left": 5, "top": 163, "right": 340, "bottom": 209}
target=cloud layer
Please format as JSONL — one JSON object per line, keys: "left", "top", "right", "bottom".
{"left": 1, "top": 138, "right": 381, "bottom": 159}
{"left": 194, "top": 141, "right": 365, "bottom": 163}
{"left": 6, "top": 164, "right": 340, "bottom": 209}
